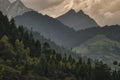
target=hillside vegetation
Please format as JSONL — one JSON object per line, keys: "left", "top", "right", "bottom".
{"left": 73, "top": 35, "right": 120, "bottom": 66}
{"left": 0, "top": 11, "right": 120, "bottom": 80}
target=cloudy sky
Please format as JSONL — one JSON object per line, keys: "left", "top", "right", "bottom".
{"left": 10, "top": 0, "right": 120, "bottom": 26}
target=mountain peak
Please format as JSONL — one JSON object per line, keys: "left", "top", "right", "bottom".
{"left": 0, "top": 0, "right": 31, "bottom": 18}
{"left": 11, "top": 0, "right": 26, "bottom": 8}
{"left": 6, "top": 0, "right": 32, "bottom": 18}
{"left": 58, "top": 9, "right": 98, "bottom": 30}
{"left": 0, "top": 0, "right": 11, "bottom": 14}
{"left": 66, "top": 9, "right": 76, "bottom": 14}
{"left": 78, "top": 10, "right": 84, "bottom": 14}
{"left": 66, "top": 10, "right": 86, "bottom": 16}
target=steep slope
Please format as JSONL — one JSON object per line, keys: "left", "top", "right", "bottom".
{"left": 0, "top": 0, "right": 31, "bottom": 18}
{"left": 0, "top": 0, "right": 11, "bottom": 14}
{"left": 73, "top": 35, "right": 120, "bottom": 65}
{"left": 32, "top": 31, "right": 79, "bottom": 58}
{"left": 58, "top": 10, "right": 98, "bottom": 30}
{"left": 14, "top": 11, "right": 77, "bottom": 48}
{"left": 6, "top": 0, "right": 32, "bottom": 18}
{"left": 14, "top": 11, "right": 120, "bottom": 49}
{"left": 1, "top": 11, "right": 120, "bottom": 80}
{"left": 74, "top": 25, "right": 120, "bottom": 47}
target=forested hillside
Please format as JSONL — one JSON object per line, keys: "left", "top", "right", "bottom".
{"left": 31, "top": 31, "right": 79, "bottom": 59}
{"left": 0, "top": 11, "right": 120, "bottom": 80}
{"left": 73, "top": 35, "right": 120, "bottom": 67}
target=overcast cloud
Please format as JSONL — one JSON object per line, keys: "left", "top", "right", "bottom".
{"left": 10, "top": 0, "right": 120, "bottom": 26}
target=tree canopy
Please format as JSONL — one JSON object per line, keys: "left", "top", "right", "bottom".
{"left": 0, "top": 11, "right": 120, "bottom": 80}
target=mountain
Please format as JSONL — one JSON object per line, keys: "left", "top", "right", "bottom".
{"left": 32, "top": 31, "right": 80, "bottom": 59}
{"left": 1, "top": 11, "right": 120, "bottom": 80}
{"left": 75, "top": 25, "right": 120, "bottom": 46}
{"left": 73, "top": 35, "right": 120, "bottom": 66}
{"left": 14, "top": 11, "right": 120, "bottom": 49}
{"left": 0, "top": 0, "right": 11, "bottom": 14}
{"left": 7, "top": 0, "right": 32, "bottom": 18}
{"left": 58, "top": 10, "right": 98, "bottom": 30}
{"left": 14, "top": 11, "right": 77, "bottom": 48}
{"left": 0, "top": 0, "right": 31, "bottom": 18}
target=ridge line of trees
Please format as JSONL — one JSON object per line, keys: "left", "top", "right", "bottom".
{"left": 0, "top": 11, "right": 120, "bottom": 80}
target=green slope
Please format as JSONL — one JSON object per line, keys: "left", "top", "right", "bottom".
{"left": 73, "top": 35, "right": 120, "bottom": 65}
{"left": 31, "top": 31, "right": 80, "bottom": 59}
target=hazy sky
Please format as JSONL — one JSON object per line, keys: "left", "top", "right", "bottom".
{"left": 10, "top": 0, "right": 120, "bottom": 26}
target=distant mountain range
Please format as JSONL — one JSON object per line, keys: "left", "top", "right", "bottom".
{"left": 1, "top": 0, "right": 120, "bottom": 67}
{"left": 32, "top": 31, "right": 80, "bottom": 59}
{"left": 58, "top": 10, "right": 98, "bottom": 30}
{"left": 14, "top": 11, "right": 76, "bottom": 48}
{"left": 0, "top": 0, "right": 98, "bottom": 31}
{"left": 0, "top": 0, "right": 31, "bottom": 18}
{"left": 0, "top": 0, "right": 100, "bottom": 48}
{"left": 73, "top": 35, "right": 120, "bottom": 66}
{"left": 14, "top": 9, "right": 120, "bottom": 49}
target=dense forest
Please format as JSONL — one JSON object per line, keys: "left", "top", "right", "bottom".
{"left": 31, "top": 31, "right": 79, "bottom": 59}
{"left": 0, "top": 11, "right": 120, "bottom": 80}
